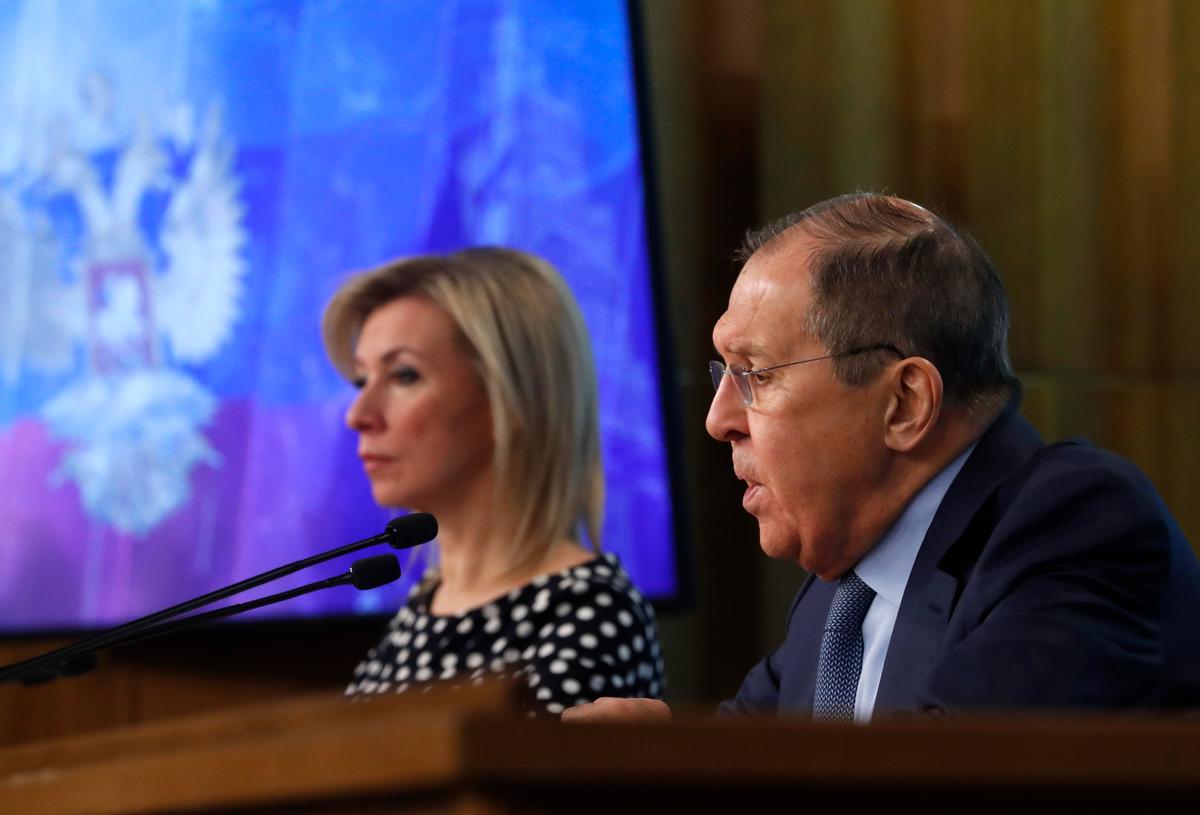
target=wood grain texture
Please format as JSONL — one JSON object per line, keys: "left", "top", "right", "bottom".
{"left": 763, "top": 0, "right": 1200, "bottom": 549}
{"left": 0, "top": 620, "right": 380, "bottom": 748}
{"left": 3, "top": 685, "right": 1199, "bottom": 814}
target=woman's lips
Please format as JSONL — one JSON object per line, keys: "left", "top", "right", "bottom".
{"left": 359, "top": 454, "right": 394, "bottom": 474}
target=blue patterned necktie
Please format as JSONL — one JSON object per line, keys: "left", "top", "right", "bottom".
{"left": 812, "top": 571, "right": 877, "bottom": 723}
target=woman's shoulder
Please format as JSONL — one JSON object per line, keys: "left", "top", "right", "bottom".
{"left": 397, "top": 553, "right": 654, "bottom": 628}
{"left": 516, "top": 552, "right": 654, "bottom": 621}
{"left": 524, "top": 550, "right": 623, "bottom": 592}
{"left": 521, "top": 551, "right": 666, "bottom": 709}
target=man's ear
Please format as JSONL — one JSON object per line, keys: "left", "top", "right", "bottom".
{"left": 882, "top": 358, "right": 943, "bottom": 452}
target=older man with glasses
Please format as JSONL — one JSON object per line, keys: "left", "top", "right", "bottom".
{"left": 566, "top": 191, "right": 1200, "bottom": 723}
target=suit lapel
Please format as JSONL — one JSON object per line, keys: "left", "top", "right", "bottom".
{"left": 874, "top": 410, "right": 1044, "bottom": 714}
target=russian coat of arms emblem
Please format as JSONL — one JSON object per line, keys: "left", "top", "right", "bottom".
{"left": 0, "top": 79, "right": 247, "bottom": 535}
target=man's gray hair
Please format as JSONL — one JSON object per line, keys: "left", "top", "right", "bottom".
{"left": 740, "top": 192, "right": 1021, "bottom": 421}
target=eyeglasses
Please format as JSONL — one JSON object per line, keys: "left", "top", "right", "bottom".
{"left": 709, "top": 344, "right": 904, "bottom": 406}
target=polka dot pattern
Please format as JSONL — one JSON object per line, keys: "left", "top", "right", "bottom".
{"left": 346, "top": 553, "right": 665, "bottom": 715}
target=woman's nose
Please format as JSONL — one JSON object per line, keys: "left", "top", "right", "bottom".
{"left": 345, "top": 386, "right": 382, "bottom": 433}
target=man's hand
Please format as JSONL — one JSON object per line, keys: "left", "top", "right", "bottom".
{"left": 561, "top": 697, "right": 672, "bottom": 723}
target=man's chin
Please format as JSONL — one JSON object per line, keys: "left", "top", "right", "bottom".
{"left": 755, "top": 520, "right": 802, "bottom": 563}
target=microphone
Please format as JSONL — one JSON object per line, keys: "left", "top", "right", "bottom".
{"left": 346, "top": 552, "right": 404, "bottom": 589}
{"left": 27, "top": 554, "right": 404, "bottom": 674}
{"left": 0, "top": 515, "right": 436, "bottom": 685}
{"left": 383, "top": 512, "right": 438, "bottom": 550}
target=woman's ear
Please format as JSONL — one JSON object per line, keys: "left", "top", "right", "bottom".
{"left": 882, "top": 357, "right": 943, "bottom": 453}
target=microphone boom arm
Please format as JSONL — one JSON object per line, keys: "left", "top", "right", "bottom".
{"left": 66, "top": 554, "right": 402, "bottom": 658}
{"left": 0, "top": 514, "right": 434, "bottom": 685}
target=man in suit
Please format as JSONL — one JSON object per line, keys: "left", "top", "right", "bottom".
{"left": 565, "top": 192, "right": 1200, "bottom": 723}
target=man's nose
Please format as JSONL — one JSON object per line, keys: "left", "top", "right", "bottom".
{"left": 705, "top": 374, "right": 748, "bottom": 442}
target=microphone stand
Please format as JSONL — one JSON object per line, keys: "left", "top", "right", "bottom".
{"left": 0, "top": 514, "right": 435, "bottom": 685}
{"left": 15, "top": 554, "right": 403, "bottom": 684}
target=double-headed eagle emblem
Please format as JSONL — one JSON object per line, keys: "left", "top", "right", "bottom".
{"left": 1, "top": 96, "right": 247, "bottom": 535}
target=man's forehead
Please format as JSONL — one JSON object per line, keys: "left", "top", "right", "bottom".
{"left": 714, "top": 243, "right": 814, "bottom": 354}
{"left": 713, "top": 312, "right": 767, "bottom": 356}
{"left": 739, "top": 238, "right": 815, "bottom": 306}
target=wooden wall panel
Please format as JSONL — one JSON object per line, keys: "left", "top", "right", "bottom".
{"left": 830, "top": 0, "right": 897, "bottom": 190}
{"left": 1166, "top": 388, "right": 1200, "bottom": 538}
{"left": 762, "top": 0, "right": 1200, "bottom": 552}
{"left": 0, "top": 620, "right": 380, "bottom": 747}
{"left": 960, "top": 0, "right": 1043, "bottom": 366}
{"left": 1034, "top": 0, "right": 1103, "bottom": 374}
{"left": 1169, "top": 0, "right": 1200, "bottom": 374}
{"left": 761, "top": 0, "right": 838, "bottom": 210}
{"left": 0, "top": 638, "right": 136, "bottom": 745}
{"left": 1099, "top": 0, "right": 1173, "bottom": 376}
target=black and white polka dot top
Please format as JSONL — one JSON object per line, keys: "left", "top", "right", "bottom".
{"left": 345, "top": 552, "right": 665, "bottom": 715}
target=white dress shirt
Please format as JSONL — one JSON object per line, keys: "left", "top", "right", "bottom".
{"left": 851, "top": 443, "right": 975, "bottom": 723}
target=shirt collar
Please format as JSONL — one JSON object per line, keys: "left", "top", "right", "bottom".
{"left": 854, "top": 442, "right": 976, "bottom": 607}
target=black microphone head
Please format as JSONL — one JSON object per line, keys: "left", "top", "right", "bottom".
{"left": 349, "top": 553, "right": 402, "bottom": 590}
{"left": 385, "top": 512, "right": 438, "bottom": 550}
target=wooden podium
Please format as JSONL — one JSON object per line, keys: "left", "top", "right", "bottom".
{"left": 2, "top": 682, "right": 1198, "bottom": 814}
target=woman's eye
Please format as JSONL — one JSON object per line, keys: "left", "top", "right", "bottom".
{"left": 350, "top": 376, "right": 367, "bottom": 390}
{"left": 391, "top": 366, "right": 421, "bottom": 385}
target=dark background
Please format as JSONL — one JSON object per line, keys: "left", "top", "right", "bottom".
{"left": 4, "top": 0, "right": 1199, "bottom": 742}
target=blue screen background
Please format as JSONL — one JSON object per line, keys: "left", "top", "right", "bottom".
{"left": 0, "top": 0, "right": 676, "bottom": 629}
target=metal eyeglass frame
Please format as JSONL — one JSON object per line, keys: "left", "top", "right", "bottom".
{"left": 709, "top": 344, "right": 904, "bottom": 406}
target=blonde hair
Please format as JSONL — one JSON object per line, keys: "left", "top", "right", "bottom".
{"left": 322, "top": 247, "right": 604, "bottom": 570}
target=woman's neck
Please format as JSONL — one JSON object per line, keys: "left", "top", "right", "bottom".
{"left": 429, "top": 507, "right": 592, "bottom": 615}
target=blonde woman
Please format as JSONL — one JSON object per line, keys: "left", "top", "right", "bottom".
{"left": 323, "top": 247, "right": 664, "bottom": 714}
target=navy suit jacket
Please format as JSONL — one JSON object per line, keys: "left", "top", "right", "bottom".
{"left": 721, "top": 410, "right": 1200, "bottom": 717}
